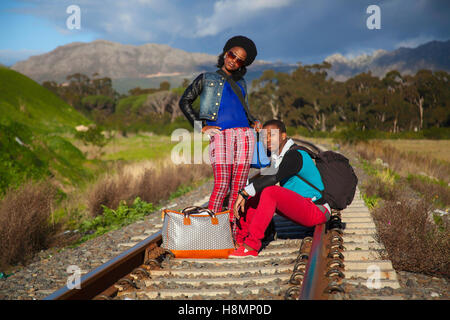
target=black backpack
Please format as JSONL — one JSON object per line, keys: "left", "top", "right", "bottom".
{"left": 290, "top": 144, "right": 358, "bottom": 211}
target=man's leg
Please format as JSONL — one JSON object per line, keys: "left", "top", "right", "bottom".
{"left": 235, "top": 193, "right": 261, "bottom": 244}
{"left": 244, "top": 185, "right": 329, "bottom": 252}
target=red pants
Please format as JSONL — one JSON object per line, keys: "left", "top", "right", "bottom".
{"left": 236, "top": 185, "right": 329, "bottom": 251}
{"left": 208, "top": 127, "right": 254, "bottom": 227}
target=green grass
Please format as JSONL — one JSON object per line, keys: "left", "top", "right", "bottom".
{"left": 0, "top": 67, "right": 89, "bottom": 134}
{"left": 362, "top": 193, "right": 380, "bottom": 210}
{"left": 71, "top": 133, "right": 210, "bottom": 162}
{"left": 0, "top": 67, "right": 97, "bottom": 194}
{"left": 102, "top": 134, "right": 177, "bottom": 161}
{"left": 76, "top": 197, "right": 156, "bottom": 243}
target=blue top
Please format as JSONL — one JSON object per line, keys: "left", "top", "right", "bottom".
{"left": 206, "top": 81, "right": 249, "bottom": 130}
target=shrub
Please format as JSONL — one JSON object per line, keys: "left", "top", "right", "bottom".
{"left": 74, "top": 125, "right": 109, "bottom": 148}
{"left": 333, "top": 127, "right": 377, "bottom": 145}
{"left": 357, "top": 146, "right": 450, "bottom": 276}
{"left": 78, "top": 197, "right": 155, "bottom": 242}
{"left": 422, "top": 127, "right": 450, "bottom": 140}
{"left": 361, "top": 175, "right": 397, "bottom": 202}
{"left": 0, "top": 180, "right": 58, "bottom": 270}
{"left": 372, "top": 198, "right": 450, "bottom": 277}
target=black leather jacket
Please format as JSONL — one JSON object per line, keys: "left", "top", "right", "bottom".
{"left": 178, "top": 71, "right": 257, "bottom": 129}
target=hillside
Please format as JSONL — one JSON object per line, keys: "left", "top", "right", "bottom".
{"left": 0, "top": 67, "right": 94, "bottom": 194}
{"left": 0, "top": 66, "right": 89, "bottom": 133}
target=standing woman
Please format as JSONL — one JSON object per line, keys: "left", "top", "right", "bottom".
{"left": 179, "top": 35, "right": 261, "bottom": 236}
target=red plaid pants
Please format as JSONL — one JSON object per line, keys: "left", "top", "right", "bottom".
{"left": 208, "top": 127, "right": 255, "bottom": 235}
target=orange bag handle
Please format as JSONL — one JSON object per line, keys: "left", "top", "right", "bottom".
{"left": 162, "top": 207, "right": 229, "bottom": 225}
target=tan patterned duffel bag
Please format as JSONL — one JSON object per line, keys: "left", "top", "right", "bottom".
{"left": 161, "top": 206, "right": 234, "bottom": 258}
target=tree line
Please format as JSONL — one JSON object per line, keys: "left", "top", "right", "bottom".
{"left": 250, "top": 62, "right": 450, "bottom": 133}
{"left": 42, "top": 73, "right": 184, "bottom": 133}
{"left": 43, "top": 64, "right": 449, "bottom": 136}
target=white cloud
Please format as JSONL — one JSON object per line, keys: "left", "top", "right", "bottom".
{"left": 395, "top": 35, "right": 435, "bottom": 49}
{"left": 11, "top": 0, "right": 177, "bottom": 43}
{"left": 194, "top": 0, "right": 293, "bottom": 37}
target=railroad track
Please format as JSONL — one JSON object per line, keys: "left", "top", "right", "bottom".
{"left": 44, "top": 140, "right": 401, "bottom": 301}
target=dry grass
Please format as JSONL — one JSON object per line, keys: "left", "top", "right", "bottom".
{"left": 381, "top": 139, "right": 450, "bottom": 163}
{"left": 407, "top": 175, "right": 450, "bottom": 207}
{"left": 86, "top": 161, "right": 212, "bottom": 217}
{"left": 352, "top": 140, "right": 450, "bottom": 183}
{"left": 0, "top": 180, "right": 58, "bottom": 270}
{"left": 362, "top": 175, "right": 398, "bottom": 202}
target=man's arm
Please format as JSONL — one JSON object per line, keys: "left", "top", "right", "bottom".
{"left": 244, "top": 149, "right": 303, "bottom": 196}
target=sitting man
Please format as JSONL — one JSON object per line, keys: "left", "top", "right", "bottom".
{"left": 229, "top": 119, "right": 331, "bottom": 258}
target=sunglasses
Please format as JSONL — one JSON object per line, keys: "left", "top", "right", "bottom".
{"left": 226, "top": 51, "right": 246, "bottom": 67}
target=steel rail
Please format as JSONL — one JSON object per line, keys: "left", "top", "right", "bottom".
{"left": 44, "top": 231, "right": 162, "bottom": 300}
{"left": 298, "top": 223, "right": 327, "bottom": 299}
{"left": 290, "top": 138, "right": 336, "bottom": 299}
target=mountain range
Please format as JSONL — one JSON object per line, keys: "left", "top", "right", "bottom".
{"left": 325, "top": 40, "right": 450, "bottom": 81}
{"left": 10, "top": 39, "right": 450, "bottom": 93}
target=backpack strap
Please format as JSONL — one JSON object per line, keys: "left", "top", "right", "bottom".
{"left": 289, "top": 144, "right": 323, "bottom": 196}
{"left": 294, "top": 173, "right": 323, "bottom": 195}
{"left": 290, "top": 139, "right": 322, "bottom": 154}
{"left": 289, "top": 144, "right": 318, "bottom": 160}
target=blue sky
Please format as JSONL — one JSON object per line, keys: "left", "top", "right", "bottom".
{"left": 1, "top": 0, "right": 449, "bottom": 66}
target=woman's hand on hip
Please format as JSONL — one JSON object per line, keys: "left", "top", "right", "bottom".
{"left": 201, "top": 125, "right": 221, "bottom": 136}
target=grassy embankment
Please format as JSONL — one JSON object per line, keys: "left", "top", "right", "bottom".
{"left": 0, "top": 66, "right": 93, "bottom": 194}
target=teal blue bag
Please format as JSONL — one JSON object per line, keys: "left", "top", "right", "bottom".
{"left": 251, "top": 131, "right": 270, "bottom": 169}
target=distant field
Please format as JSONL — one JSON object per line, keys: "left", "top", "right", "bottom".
{"left": 380, "top": 139, "right": 450, "bottom": 163}
{"left": 101, "top": 134, "right": 178, "bottom": 161}
{"left": 292, "top": 135, "right": 450, "bottom": 163}
{"left": 69, "top": 132, "right": 210, "bottom": 162}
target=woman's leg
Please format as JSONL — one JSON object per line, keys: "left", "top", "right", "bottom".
{"left": 244, "top": 186, "right": 329, "bottom": 252}
{"left": 208, "top": 129, "right": 232, "bottom": 213}
{"left": 228, "top": 128, "right": 255, "bottom": 237}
